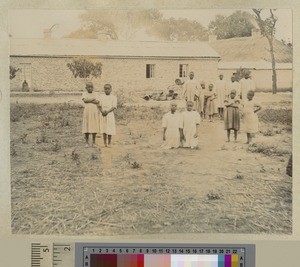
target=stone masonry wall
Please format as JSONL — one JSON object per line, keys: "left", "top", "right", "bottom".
{"left": 10, "top": 56, "right": 219, "bottom": 95}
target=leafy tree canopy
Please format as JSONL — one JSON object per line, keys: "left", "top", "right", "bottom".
{"left": 208, "top": 10, "right": 255, "bottom": 39}
{"left": 148, "top": 17, "right": 208, "bottom": 41}
{"left": 66, "top": 9, "right": 162, "bottom": 40}
{"left": 67, "top": 57, "right": 102, "bottom": 82}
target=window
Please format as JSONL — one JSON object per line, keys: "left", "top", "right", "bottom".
{"left": 146, "top": 64, "right": 155, "bottom": 78}
{"left": 179, "top": 64, "right": 189, "bottom": 78}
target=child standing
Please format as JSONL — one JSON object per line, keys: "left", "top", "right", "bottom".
{"left": 99, "top": 84, "right": 117, "bottom": 147}
{"left": 205, "top": 83, "right": 218, "bottom": 122}
{"left": 82, "top": 82, "right": 100, "bottom": 147}
{"left": 182, "top": 101, "right": 201, "bottom": 149}
{"left": 242, "top": 90, "right": 262, "bottom": 144}
{"left": 162, "top": 101, "right": 184, "bottom": 149}
{"left": 224, "top": 89, "right": 241, "bottom": 142}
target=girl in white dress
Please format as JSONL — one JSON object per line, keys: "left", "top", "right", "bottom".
{"left": 242, "top": 90, "right": 261, "bottom": 144}
{"left": 82, "top": 82, "right": 100, "bottom": 147}
{"left": 162, "top": 102, "right": 184, "bottom": 149}
{"left": 98, "top": 84, "right": 117, "bottom": 147}
{"left": 182, "top": 101, "right": 201, "bottom": 149}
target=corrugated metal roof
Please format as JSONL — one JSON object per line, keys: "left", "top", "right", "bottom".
{"left": 218, "top": 60, "right": 292, "bottom": 70}
{"left": 10, "top": 38, "right": 220, "bottom": 59}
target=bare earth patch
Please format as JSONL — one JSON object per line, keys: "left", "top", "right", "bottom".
{"left": 10, "top": 93, "right": 292, "bottom": 236}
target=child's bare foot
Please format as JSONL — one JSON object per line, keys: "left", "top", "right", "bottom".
{"left": 85, "top": 143, "right": 89, "bottom": 148}
{"left": 92, "top": 143, "right": 97, "bottom": 148}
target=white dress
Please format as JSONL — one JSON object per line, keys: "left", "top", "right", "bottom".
{"left": 242, "top": 100, "right": 259, "bottom": 133}
{"left": 161, "top": 112, "right": 183, "bottom": 149}
{"left": 182, "top": 111, "right": 201, "bottom": 148}
{"left": 215, "top": 80, "right": 228, "bottom": 108}
{"left": 240, "top": 78, "right": 255, "bottom": 100}
{"left": 82, "top": 91, "right": 100, "bottom": 134}
{"left": 183, "top": 79, "right": 199, "bottom": 109}
{"left": 228, "top": 81, "right": 241, "bottom": 98}
{"left": 99, "top": 94, "right": 117, "bottom": 135}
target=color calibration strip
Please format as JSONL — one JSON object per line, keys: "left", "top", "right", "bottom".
{"left": 89, "top": 254, "right": 239, "bottom": 267}
{"left": 76, "top": 244, "right": 255, "bottom": 267}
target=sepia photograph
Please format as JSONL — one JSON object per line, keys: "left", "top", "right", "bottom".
{"left": 9, "top": 8, "right": 293, "bottom": 236}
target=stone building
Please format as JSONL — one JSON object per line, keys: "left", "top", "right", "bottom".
{"left": 209, "top": 29, "right": 293, "bottom": 91}
{"left": 10, "top": 37, "right": 220, "bottom": 93}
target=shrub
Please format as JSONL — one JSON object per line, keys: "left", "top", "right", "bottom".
{"left": 248, "top": 143, "right": 289, "bottom": 157}
{"left": 258, "top": 108, "right": 292, "bottom": 125}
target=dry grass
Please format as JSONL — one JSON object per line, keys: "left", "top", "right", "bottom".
{"left": 10, "top": 101, "right": 292, "bottom": 236}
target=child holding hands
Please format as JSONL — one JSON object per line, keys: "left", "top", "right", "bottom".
{"left": 82, "top": 82, "right": 100, "bottom": 147}
{"left": 162, "top": 101, "right": 184, "bottom": 149}
{"left": 99, "top": 84, "right": 117, "bottom": 147}
{"left": 182, "top": 101, "right": 201, "bottom": 149}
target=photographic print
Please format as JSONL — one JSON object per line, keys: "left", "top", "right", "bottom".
{"left": 9, "top": 8, "right": 293, "bottom": 236}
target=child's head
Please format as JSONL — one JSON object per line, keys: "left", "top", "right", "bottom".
{"left": 247, "top": 90, "right": 255, "bottom": 100}
{"left": 85, "top": 82, "right": 94, "bottom": 93}
{"left": 200, "top": 81, "right": 205, "bottom": 89}
{"left": 208, "top": 83, "right": 214, "bottom": 91}
{"left": 104, "top": 84, "right": 112, "bottom": 95}
{"left": 189, "top": 72, "right": 194, "bottom": 79}
{"left": 170, "top": 101, "right": 177, "bottom": 113}
{"left": 219, "top": 74, "right": 224, "bottom": 80}
{"left": 230, "top": 89, "right": 236, "bottom": 99}
{"left": 244, "top": 70, "right": 250, "bottom": 79}
{"left": 186, "top": 101, "right": 194, "bottom": 111}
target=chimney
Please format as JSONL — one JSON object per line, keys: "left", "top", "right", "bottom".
{"left": 251, "top": 28, "right": 261, "bottom": 39}
{"left": 209, "top": 34, "right": 217, "bottom": 43}
{"left": 43, "top": 29, "right": 52, "bottom": 39}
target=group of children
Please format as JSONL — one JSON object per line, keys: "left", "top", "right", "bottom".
{"left": 162, "top": 73, "right": 262, "bottom": 148}
{"left": 81, "top": 73, "right": 261, "bottom": 150}
{"left": 82, "top": 82, "right": 117, "bottom": 148}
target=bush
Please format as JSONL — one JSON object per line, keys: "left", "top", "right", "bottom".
{"left": 258, "top": 108, "right": 292, "bottom": 125}
{"left": 248, "top": 143, "right": 289, "bottom": 157}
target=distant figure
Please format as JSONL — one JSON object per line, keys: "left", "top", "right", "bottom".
{"left": 224, "top": 89, "right": 241, "bottom": 142}
{"left": 215, "top": 74, "right": 228, "bottom": 119}
{"left": 205, "top": 83, "right": 218, "bottom": 122}
{"left": 240, "top": 71, "right": 256, "bottom": 100}
{"left": 182, "top": 101, "right": 201, "bottom": 149}
{"left": 242, "top": 90, "right": 261, "bottom": 144}
{"left": 81, "top": 82, "right": 100, "bottom": 148}
{"left": 22, "top": 80, "right": 29, "bottom": 92}
{"left": 228, "top": 76, "right": 241, "bottom": 99}
{"left": 99, "top": 84, "right": 117, "bottom": 147}
{"left": 162, "top": 101, "right": 184, "bottom": 149}
{"left": 199, "top": 81, "right": 208, "bottom": 119}
{"left": 182, "top": 72, "right": 200, "bottom": 110}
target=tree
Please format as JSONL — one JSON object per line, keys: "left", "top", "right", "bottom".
{"left": 66, "top": 57, "right": 102, "bottom": 82}
{"left": 253, "top": 9, "right": 278, "bottom": 94}
{"left": 148, "top": 17, "right": 208, "bottom": 41}
{"left": 10, "top": 66, "right": 20, "bottom": 80}
{"left": 66, "top": 9, "right": 162, "bottom": 40}
{"left": 208, "top": 10, "right": 255, "bottom": 39}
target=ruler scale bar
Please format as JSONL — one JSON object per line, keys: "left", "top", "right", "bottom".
{"left": 30, "top": 243, "right": 254, "bottom": 267}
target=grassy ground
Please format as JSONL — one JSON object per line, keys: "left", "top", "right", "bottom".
{"left": 10, "top": 93, "right": 292, "bottom": 236}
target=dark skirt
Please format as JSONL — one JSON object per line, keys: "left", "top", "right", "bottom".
{"left": 224, "top": 106, "right": 240, "bottom": 130}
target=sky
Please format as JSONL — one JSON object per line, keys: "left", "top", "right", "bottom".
{"left": 8, "top": 9, "right": 293, "bottom": 42}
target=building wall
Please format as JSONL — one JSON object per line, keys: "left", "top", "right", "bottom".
{"left": 218, "top": 68, "right": 293, "bottom": 91}
{"left": 10, "top": 56, "right": 219, "bottom": 94}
